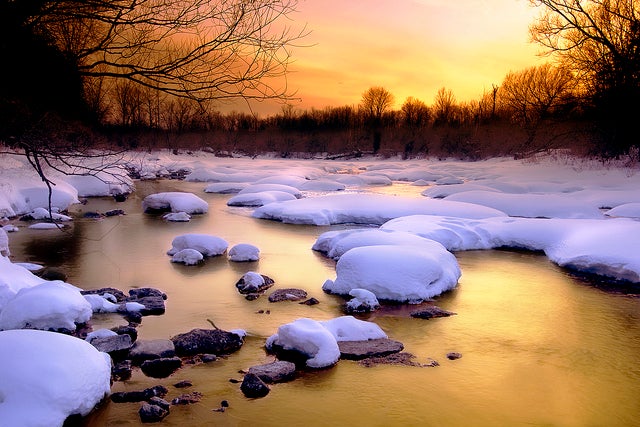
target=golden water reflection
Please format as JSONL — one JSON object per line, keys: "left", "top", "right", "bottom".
{"left": 6, "top": 180, "right": 640, "bottom": 426}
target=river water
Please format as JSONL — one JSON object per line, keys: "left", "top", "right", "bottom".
{"left": 7, "top": 179, "right": 640, "bottom": 427}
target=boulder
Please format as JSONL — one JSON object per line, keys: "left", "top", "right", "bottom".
{"left": 141, "top": 357, "right": 183, "bottom": 378}
{"left": 129, "top": 288, "right": 167, "bottom": 300}
{"left": 112, "top": 360, "right": 132, "bottom": 381}
{"left": 81, "top": 287, "right": 127, "bottom": 302}
{"left": 110, "top": 385, "right": 168, "bottom": 403}
{"left": 173, "top": 380, "right": 192, "bottom": 388}
{"left": 111, "top": 325, "right": 138, "bottom": 343}
{"left": 171, "top": 329, "right": 243, "bottom": 357}
{"left": 129, "top": 339, "right": 176, "bottom": 365}
{"left": 240, "top": 373, "right": 270, "bottom": 398}
{"left": 235, "top": 273, "right": 275, "bottom": 294}
{"left": 90, "top": 334, "right": 132, "bottom": 361}
{"left": 338, "top": 338, "right": 404, "bottom": 360}
{"left": 139, "top": 402, "right": 169, "bottom": 423}
{"left": 247, "top": 360, "right": 296, "bottom": 383}
{"left": 268, "top": 288, "right": 307, "bottom": 302}
{"left": 300, "top": 297, "right": 320, "bottom": 306}
{"left": 446, "top": 352, "right": 462, "bottom": 360}
{"left": 127, "top": 296, "right": 166, "bottom": 316}
{"left": 410, "top": 305, "right": 456, "bottom": 319}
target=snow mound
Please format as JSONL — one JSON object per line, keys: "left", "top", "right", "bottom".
{"left": 167, "top": 234, "right": 228, "bottom": 257}
{"left": 312, "top": 228, "right": 443, "bottom": 260}
{"left": 0, "top": 329, "right": 111, "bottom": 427}
{"left": 203, "top": 182, "right": 248, "bottom": 194}
{"left": 228, "top": 243, "right": 260, "bottom": 262}
{"left": 171, "top": 248, "right": 204, "bottom": 265}
{"left": 323, "top": 245, "right": 461, "bottom": 303}
{"left": 266, "top": 318, "right": 341, "bottom": 368}
{"left": 0, "top": 256, "right": 45, "bottom": 310}
{"left": 253, "top": 194, "right": 506, "bottom": 226}
{"left": 142, "top": 192, "right": 208, "bottom": 214}
{"left": 227, "top": 191, "right": 297, "bottom": 207}
{"left": 239, "top": 183, "right": 302, "bottom": 198}
{"left": 320, "top": 316, "right": 387, "bottom": 341}
{"left": 0, "top": 281, "right": 93, "bottom": 331}
{"left": 445, "top": 190, "right": 603, "bottom": 219}
{"left": 64, "top": 174, "right": 132, "bottom": 197}
{"left": 163, "top": 212, "right": 191, "bottom": 222}
{"left": 605, "top": 203, "right": 640, "bottom": 218}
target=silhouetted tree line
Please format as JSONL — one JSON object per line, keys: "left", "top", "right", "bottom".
{"left": 1, "top": 0, "right": 638, "bottom": 160}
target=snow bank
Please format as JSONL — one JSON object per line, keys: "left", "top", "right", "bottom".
{"left": 167, "top": 234, "right": 228, "bottom": 257}
{"left": 63, "top": 173, "right": 133, "bottom": 197}
{"left": 266, "top": 318, "right": 340, "bottom": 368}
{"left": 253, "top": 194, "right": 506, "bottom": 226}
{"left": 444, "top": 190, "right": 603, "bottom": 219}
{"left": 0, "top": 281, "right": 92, "bottom": 331}
{"left": 0, "top": 329, "right": 111, "bottom": 427}
{"left": 323, "top": 244, "right": 461, "bottom": 303}
{"left": 142, "top": 192, "right": 208, "bottom": 214}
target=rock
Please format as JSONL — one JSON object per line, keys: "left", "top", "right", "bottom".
{"left": 173, "top": 380, "right": 192, "bottom": 388}
{"left": 105, "top": 209, "right": 126, "bottom": 217}
{"left": 201, "top": 354, "right": 217, "bottom": 363}
{"left": 240, "top": 373, "right": 270, "bottom": 398}
{"left": 125, "top": 311, "right": 143, "bottom": 325}
{"left": 113, "top": 194, "right": 128, "bottom": 203}
{"left": 90, "top": 334, "right": 132, "bottom": 361}
{"left": 81, "top": 287, "right": 127, "bottom": 302}
{"left": 83, "top": 211, "right": 104, "bottom": 219}
{"left": 358, "top": 352, "right": 436, "bottom": 368}
{"left": 141, "top": 357, "right": 183, "bottom": 378}
{"left": 129, "top": 339, "right": 176, "bottom": 365}
{"left": 171, "top": 391, "right": 203, "bottom": 405}
{"left": 300, "top": 297, "right": 320, "bottom": 305}
{"left": 338, "top": 338, "right": 404, "bottom": 360}
{"left": 112, "top": 360, "right": 132, "bottom": 381}
{"left": 128, "top": 296, "right": 166, "bottom": 316}
{"left": 34, "top": 267, "right": 67, "bottom": 282}
{"left": 112, "top": 325, "right": 138, "bottom": 343}
{"left": 110, "top": 385, "right": 168, "bottom": 403}
{"left": 446, "top": 352, "right": 462, "bottom": 360}
{"left": 245, "top": 293, "right": 261, "bottom": 301}
{"left": 129, "top": 288, "right": 168, "bottom": 300}
{"left": 126, "top": 288, "right": 167, "bottom": 316}
{"left": 247, "top": 360, "right": 296, "bottom": 383}
{"left": 171, "top": 328, "right": 243, "bottom": 357}
{"left": 139, "top": 402, "right": 169, "bottom": 423}
{"left": 235, "top": 272, "right": 275, "bottom": 294}
{"left": 410, "top": 305, "right": 456, "bottom": 319}
{"left": 149, "top": 397, "right": 171, "bottom": 411}
{"left": 268, "top": 288, "right": 307, "bottom": 302}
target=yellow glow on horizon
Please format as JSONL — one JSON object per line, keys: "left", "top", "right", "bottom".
{"left": 245, "top": 0, "right": 546, "bottom": 115}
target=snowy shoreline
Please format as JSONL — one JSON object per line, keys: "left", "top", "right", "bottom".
{"left": 0, "top": 149, "right": 639, "bottom": 425}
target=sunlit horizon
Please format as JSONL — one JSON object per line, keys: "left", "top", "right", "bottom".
{"left": 239, "top": 0, "right": 546, "bottom": 115}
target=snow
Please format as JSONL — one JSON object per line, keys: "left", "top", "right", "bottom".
{"left": 227, "top": 190, "right": 297, "bottom": 207}
{"left": 203, "top": 182, "right": 249, "bottom": 194}
{"left": 84, "top": 294, "right": 120, "bottom": 313}
{"left": 26, "top": 208, "right": 73, "bottom": 222}
{"left": 238, "top": 183, "right": 302, "bottom": 198}
{"left": 266, "top": 316, "right": 389, "bottom": 368}
{"left": 0, "top": 281, "right": 93, "bottom": 331}
{"left": 0, "top": 329, "right": 111, "bottom": 427}
{"left": 238, "top": 272, "right": 265, "bottom": 292}
{"left": 171, "top": 248, "right": 205, "bottom": 265}
{"left": 29, "top": 223, "right": 67, "bottom": 230}
{"left": 0, "top": 255, "right": 46, "bottom": 310}
{"left": 163, "top": 212, "right": 191, "bottom": 222}
{"left": 63, "top": 173, "right": 132, "bottom": 197}
{"left": 444, "top": 190, "right": 603, "bottom": 219}
{"left": 253, "top": 193, "right": 506, "bottom": 226}
{"left": 320, "top": 316, "right": 387, "bottom": 341}
{"left": 142, "top": 192, "right": 208, "bottom": 214}
{"left": 85, "top": 328, "right": 118, "bottom": 343}
{"left": 323, "top": 244, "right": 461, "bottom": 303}
{"left": 228, "top": 243, "right": 260, "bottom": 262}
{"left": 605, "top": 202, "right": 640, "bottom": 218}
{"left": 167, "top": 233, "right": 229, "bottom": 257}
{"left": 346, "top": 289, "right": 380, "bottom": 312}
{"left": 0, "top": 228, "right": 8, "bottom": 256}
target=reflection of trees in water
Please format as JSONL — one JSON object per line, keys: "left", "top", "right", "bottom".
{"left": 23, "top": 222, "right": 84, "bottom": 268}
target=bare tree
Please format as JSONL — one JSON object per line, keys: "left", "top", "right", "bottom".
{"left": 433, "top": 87, "right": 457, "bottom": 126}
{"left": 401, "top": 97, "right": 430, "bottom": 129}
{"left": 360, "top": 86, "right": 394, "bottom": 153}
{"left": 38, "top": 0, "right": 306, "bottom": 105}
{"left": 529, "top": 0, "right": 640, "bottom": 154}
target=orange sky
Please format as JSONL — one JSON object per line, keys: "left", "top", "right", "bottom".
{"left": 248, "top": 0, "right": 546, "bottom": 115}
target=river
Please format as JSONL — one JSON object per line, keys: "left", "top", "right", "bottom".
{"left": 7, "top": 179, "right": 640, "bottom": 427}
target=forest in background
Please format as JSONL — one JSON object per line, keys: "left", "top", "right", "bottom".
{"left": 1, "top": 0, "right": 638, "bottom": 164}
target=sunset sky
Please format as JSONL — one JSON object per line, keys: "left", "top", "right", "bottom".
{"left": 250, "top": 0, "right": 547, "bottom": 115}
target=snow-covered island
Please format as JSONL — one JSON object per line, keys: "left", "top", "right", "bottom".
{"left": 0, "top": 149, "right": 639, "bottom": 425}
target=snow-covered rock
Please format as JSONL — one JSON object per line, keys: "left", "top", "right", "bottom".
{"left": 227, "top": 191, "right": 297, "bottom": 207}
{"left": 0, "top": 329, "right": 111, "bottom": 427}
{"left": 0, "top": 281, "right": 93, "bottom": 331}
{"left": 228, "top": 243, "right": 260, "bottom": 262}
{"left": 142, "top": 192, "right": 208, "bottom": 214}
{"left": 320, "top": 316, "right": 387, "bottom": 341}
{"left": 266, "top": 318, "right": 340, "bottom": 369}
{"left": 323, "top": 244, "right": 461, "bottom": 303}
{"left": 167, "top": 234, "right": 228, "bottom": 257}
{"left": 163, "top": 212, "right": 191, "bottom": 222}
{"left": 171, "top": 248, "right": 204, "bottom": 265}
